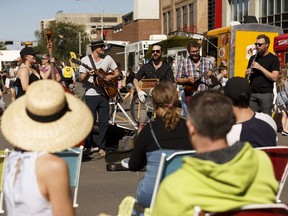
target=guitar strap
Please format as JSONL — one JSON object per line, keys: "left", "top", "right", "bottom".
{"left": 85, "top": 54, "right": 100, "bottom": 92}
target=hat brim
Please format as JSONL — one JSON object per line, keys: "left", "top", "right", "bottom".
{"left": 1, "top": 93, "right": 93, "bottom": 153}
{"left": 89, "top": 43, "right": 106, "bottom": 47}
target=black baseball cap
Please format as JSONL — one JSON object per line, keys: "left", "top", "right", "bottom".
{"left": 20, "top": 47, "right": 38, "bottom": 58}
{"left": 224, "top": 77, "right": 251, "bottom": 101}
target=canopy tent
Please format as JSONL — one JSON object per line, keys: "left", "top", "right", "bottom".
{"left": 274, "top": 33, "right": 288, "bottom": 52}
{"left": 145, "top": 35, "right": 201, "bottom": 58}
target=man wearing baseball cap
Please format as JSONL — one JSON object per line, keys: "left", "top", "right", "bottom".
{"left": 224, "top": 76, "right": 277, "bottom": 147}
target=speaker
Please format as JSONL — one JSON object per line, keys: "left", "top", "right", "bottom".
{"left": 244, "top": 16, "right": 258, "bottom": 23}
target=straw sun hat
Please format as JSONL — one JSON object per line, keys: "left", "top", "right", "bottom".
{"left": 1, "top": 80, "right": 93, "bottom": 153}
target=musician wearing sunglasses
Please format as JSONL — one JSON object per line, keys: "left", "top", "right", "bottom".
{"left": 133, "top": 43, "right": 175, "bottom": 133}
{"left": 246, "top": 34, "right": 280, "bottom": 116}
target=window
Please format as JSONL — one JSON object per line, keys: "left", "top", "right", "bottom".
{"left": 183, "top": 6, "right": 187, "bottom": 28}
{"left": 231, "top": 0, "right": 249, "bottom": 22}
{"left": 189, "top": 3, "right": 194, "bottom": 26}
{"left": 176, "top": 8, "right": 181, "bottom": 31}
{"left": 164, "top": 13, "right": 167, "bottom": 34}
{"left": 168, "top": 11, "right": 172, "bottom": 33}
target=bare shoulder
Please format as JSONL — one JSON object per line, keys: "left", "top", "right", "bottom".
{"left": 37, "top": 153, "right": 68, "bottom": 175}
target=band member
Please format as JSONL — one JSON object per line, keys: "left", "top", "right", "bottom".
{"left": 176, "top": 41, "right": 216, "bottom": 105}
{"left": 79, "top": 39, "right": 120, "bottom": 157}
{"left": 245, "top": 34, "right": 280, "bottom": 115}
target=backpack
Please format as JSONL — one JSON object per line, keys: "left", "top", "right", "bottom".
{"left": 63, "top": 66, "right": 73, "bottom": 78}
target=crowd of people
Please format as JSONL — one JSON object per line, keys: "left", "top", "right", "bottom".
{"left": 1, "top": 34, "right": 287, "bottom": 216}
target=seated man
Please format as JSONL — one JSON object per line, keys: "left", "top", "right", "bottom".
{"left": 224, "top": 77, "right": 277, "bottom": 147}
{"left": 152, "top": 91, "right": 278, "bottom": 216}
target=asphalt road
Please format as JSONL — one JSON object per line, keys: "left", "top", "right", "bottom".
{"left": 0, "top": 82, "right": 287, "bottom": 216}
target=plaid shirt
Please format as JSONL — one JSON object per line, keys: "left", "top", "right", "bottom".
{"left": 176, "top": 57, "right": 214, "bottom": 92}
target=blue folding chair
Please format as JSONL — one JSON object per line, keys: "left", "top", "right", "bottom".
{"left": 150, "top": 150, "right": 196, "bottom": 208}
{"left": 55, "top": 146, "right": 83, "bottom": 208}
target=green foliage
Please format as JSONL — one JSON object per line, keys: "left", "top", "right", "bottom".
{"left": 34, "top": 21, "right": 90, "bottom": 62}
{"left": 0, "top": 41, "right": 7, "bottom": 50}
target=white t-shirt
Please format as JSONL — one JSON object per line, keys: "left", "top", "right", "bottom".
{"left": 79, "top": 54, "right": 117, "bottom": 96}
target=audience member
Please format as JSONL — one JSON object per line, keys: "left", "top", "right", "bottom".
{"left": 122, "top": 66, "right": 135, "bottom": 105}
{"left": 217, "top": 65, "right": 228, "bottom": 88}
{"left": 39, "top": 54, "right": 61, "bottom": 81}
{"left": 152, "top": 91, "right": 278, "bottom": 215}
{"left": 14, "top": 47, "right": 43, "bottom": 98}
{"left": 2, "top": 80, "right": 93, "bottom": 216}
{"left": 224, "top": 77, "right": 277, "bottom": 147}
{"left": 246, "top": 34, "right": 280, "bottom": 115}
{"left": 128, "top": 81, "right": 192, "bottom": 207}
{"left": 133, "top": 43, "right": 175, "bottom": 133}
{"left": 8, "top": 61, "right": 18, "bottom": 101}
{"left": 61, "top": 61, "right": 76, "bottom": 93}
{"left": 275, "top": 67, "right": 288, "bottom": 135}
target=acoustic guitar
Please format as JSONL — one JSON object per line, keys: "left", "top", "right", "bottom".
{"left": 184, "top": 67, "right": 219, "bottom": 96}
{"left": 71, "top": 58, "right": 118, "bottom": 98}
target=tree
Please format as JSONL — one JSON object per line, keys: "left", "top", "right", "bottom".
{"left": 0, "top": 41, "right": 7, "bottom": 50}
{"left": 34, "top": 22, "right": 89, "bottom": 62}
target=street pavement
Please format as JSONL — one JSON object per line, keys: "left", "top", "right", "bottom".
{"left": 0, "top": 82, "right": 287, "bottom": 215}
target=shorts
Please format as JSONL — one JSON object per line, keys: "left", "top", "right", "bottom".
{"left": 126, "top": 83, "right": 135, "bottom": 91}
{"left": 9, "top": 79, "right": 15, "bottom": 88}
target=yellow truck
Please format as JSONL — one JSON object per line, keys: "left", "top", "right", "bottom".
{"left": 203, "top": 23, "right": 283, "bottom": 77}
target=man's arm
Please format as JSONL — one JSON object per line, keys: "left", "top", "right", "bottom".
{"left": 251, "top": 62, "right": 279, "bottom": 81}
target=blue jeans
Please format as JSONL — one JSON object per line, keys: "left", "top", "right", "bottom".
{"left": 85, "top": 95, "right": 109, "bottom": 150}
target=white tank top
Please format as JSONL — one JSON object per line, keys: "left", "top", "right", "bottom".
{"left": 4, "top": 151, "right": 52, "bottom": 216}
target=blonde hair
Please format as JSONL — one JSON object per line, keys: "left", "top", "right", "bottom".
{"left": 276, "top": 67, "right": 288, "bottom": 92}
{"left": 152, "top": 82, "right": 181, "bottom": 131}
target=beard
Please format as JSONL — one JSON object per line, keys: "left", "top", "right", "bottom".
{"left": 152, "top": 54, "right": 161, "bottom": 62}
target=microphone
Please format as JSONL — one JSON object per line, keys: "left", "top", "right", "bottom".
{"left": 246, "top": 51, "right": 258, "bottom": 81}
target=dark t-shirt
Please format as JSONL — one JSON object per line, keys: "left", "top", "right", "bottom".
{"left": 247, "top": 52, "right": 280, "bottom": 93}
{"left": 135, "top": 60, "right": 175, "bottom": 82}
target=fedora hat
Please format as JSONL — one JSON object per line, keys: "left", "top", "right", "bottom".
{"left": 1, "top": 80, "right": 93, "bottom": 153}
{"left": 89, "top": 39, "right": 106, "bottom": 47}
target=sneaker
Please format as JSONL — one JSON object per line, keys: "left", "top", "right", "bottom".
{"left": 83, "top": 148, "right": 91, "bottom": 155}
{"left": 282, "top": 131, "right": 288, "bottom": 136}
{"left": 91, "top": 147, "right": 99, "bottom": 153}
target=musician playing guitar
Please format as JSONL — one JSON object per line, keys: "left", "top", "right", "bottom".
{"left": 176, "top": 41, "right": 216, "bottom": 111}
{"left": 79, "top": 39, "right": 120, "bottom": 158}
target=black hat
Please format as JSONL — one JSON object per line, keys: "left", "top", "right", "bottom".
{"left": 224, "top": 77, "right": 251, "bottom": 101}
{"left": 89, "top": 39, "right": 106, "bottom": 48}
{"left": 20, "top": 47, "right": 38, "bottom": 58}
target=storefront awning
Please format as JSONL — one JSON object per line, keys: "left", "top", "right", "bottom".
{"left": 274, "top": 33, "right": 288, "bottom": 52}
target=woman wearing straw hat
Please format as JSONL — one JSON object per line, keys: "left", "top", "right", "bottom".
{"left": 2, "top": 80, "right": 93, "bottom": 216}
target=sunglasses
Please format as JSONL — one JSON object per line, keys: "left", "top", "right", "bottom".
{"left": 152, "top": 50, "right": 161, "bottom": 54}
{"left": 190, "top": 50, "right": 200, "bottom": 54}
{"left": 41, "top": 58, "right": 48, "bottom": 60}
{"left": 254, "top": 43, "right": 266, "bottom": 47}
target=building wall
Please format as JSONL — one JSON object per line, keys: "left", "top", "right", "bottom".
{"left": 112, "top": 19, "right": 161, "bottom": 43}
{"left": 161, "top": 0, "right": 208, "bottom": 34}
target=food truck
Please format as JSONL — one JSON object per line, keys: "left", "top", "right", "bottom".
{"left": 203, "top": 23, "right": 283, "bottom": 77}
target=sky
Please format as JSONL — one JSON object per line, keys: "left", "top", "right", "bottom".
{"left": 0, "top": 0, "right": 133, "bottom": 50}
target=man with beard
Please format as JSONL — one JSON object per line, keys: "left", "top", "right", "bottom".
{"left": 176, "top": 41, "right": 216, "bottom": 106}
{"left": 246, "top": 34, "right": 280, "bottom": 116}
{"left": 133, "top": 43, "right": 175, "bottom": 132}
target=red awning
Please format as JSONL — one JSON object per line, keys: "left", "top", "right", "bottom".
{"left": 274, "top": 33, "right": 288, "bottom": 52}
